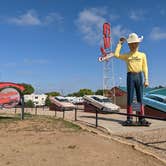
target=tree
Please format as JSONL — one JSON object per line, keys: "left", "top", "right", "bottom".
{"left": 67, "top": 92, "right": 79, "bottom": 97}
{"left": 79, "top": 89, "right": 94, "bottom": 96}
{"left": 45, "top": 91, "right": 61, "bottom": 106}
{"left": 21, "top": 83, "right": 35, "bottom": 95}
{"left": 95, "top": 89, "right": 103, "bottom": 95}
{"left": 68, "top": 89, "right": 94, "bottom": 97}
{"left": 45, "top": 91, "right": 61, "bottom": 96}
{"left": 45, "top": 97, "right": 51, "bottom": 106}
{"left": 25, "top": 100, "right": 35, "bottom": 108}
{"left": 95, "top": 89, "right": 110, "bottom": 96}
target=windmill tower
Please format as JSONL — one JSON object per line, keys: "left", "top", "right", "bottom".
{"left": 99, "top": 23, "right": 115, "bottom": 102}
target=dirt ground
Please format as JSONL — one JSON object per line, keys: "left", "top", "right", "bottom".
{"left": 0, "top": 114, "right": 165, "bottom": 166}
{"left": 115, "top": 127, "right": 166, "bottom": 161}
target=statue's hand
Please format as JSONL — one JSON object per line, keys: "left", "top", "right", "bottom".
{"left": 119, "top": 37, "right": 126, "bottom": 44}
{"left": 144, "top": 81, "right": 149, "bottom": 87}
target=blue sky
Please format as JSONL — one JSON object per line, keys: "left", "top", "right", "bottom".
{"left": 0, "top": 0, "right": 165, "bottom": 94}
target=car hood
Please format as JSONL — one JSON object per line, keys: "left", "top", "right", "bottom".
{"left": 60, "top": 102, "right": 75, "bottom": 107}
{"left": 102, "top": 102, "right": 119, "bottom": 109}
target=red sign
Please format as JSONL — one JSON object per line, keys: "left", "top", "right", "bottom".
{"left": 0, "top": 87, "right": 21, "bottom": 108}
{"left": 0, "top": 83, "right": 24, "bottom": 108}
{"left": 103, "top": 23, "right": 111, "bottom": 49}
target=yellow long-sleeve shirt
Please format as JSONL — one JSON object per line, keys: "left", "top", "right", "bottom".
{"left": 114, "top": 42, "right": 148, "bottom": 81}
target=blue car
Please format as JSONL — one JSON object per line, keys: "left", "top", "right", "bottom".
{"left": 143, "top": 94, "right": 166, "bottom": 112}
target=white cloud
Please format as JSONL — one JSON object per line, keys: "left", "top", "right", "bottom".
{"left": 109, "top": 14, "right": 120, "bottom": 21}
{"left": 43, "top": 13, "right": 63, "bottom": 25}
{"left": 112, "top": 25, "right": 130, "bottom": 38}
{"left": 76, "top": 7, "right": 125, "bottom": 45}
{"left": 8, "top": 10, "right": 41, "bottom": 26}
{"left": 150, "top": 27, "right": 166, "bottom": 40}
{"left": 129, "top": 10, "right": 146, "bottom": 21}
{"left": 7, "top": 9, "right": 63, "bottom": 26}
{"left": 75, "top": 7, "right": 107, "bottom": 45}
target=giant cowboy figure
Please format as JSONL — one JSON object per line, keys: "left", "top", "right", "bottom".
{"left": 112, "top": 33, "right": 150, "bottom": 125}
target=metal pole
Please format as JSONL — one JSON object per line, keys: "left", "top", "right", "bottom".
{"left": 96, "top": 109, "right": 98, "bottom": 127}
{"left": 21, "top": 95, "right": 24, "bottom": 120}
{"left": 75, "top": 108, "right": 77, "bottom": 121}
{"left": 63, "top": 109, "right": 65, "bottom": 119}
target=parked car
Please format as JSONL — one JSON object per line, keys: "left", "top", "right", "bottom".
{"left": 83, "top": 95, "right": 120, "bottom": 112}
{"left": 49, "top": 96, "right": 75, "bottom": 110}
{"left": 143, "top": 94, "right": 166, "bottom": 112}
{"left": 65, "top": 96, "right": 84, "bottom": 104}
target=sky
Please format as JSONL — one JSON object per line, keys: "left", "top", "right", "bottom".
{"left": 0, "top": 0, "right": 165, "bottom": 94}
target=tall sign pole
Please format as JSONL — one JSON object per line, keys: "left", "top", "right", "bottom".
{"left": 98, "top": 23, "right": 115, "bottom": 102}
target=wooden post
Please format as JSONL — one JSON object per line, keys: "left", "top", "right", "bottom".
{"left": 63, "top": 109, "right": 65, "bottom": 119}
{"left": 75, "top": 108, "right": 77, "bottom": 121}
{"left": 14, "top": 107, "right": 17, "bottom": 114}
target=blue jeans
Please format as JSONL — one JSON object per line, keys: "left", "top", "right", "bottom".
{"left": 127, "top": 72, "right": 143, "bottom": 106}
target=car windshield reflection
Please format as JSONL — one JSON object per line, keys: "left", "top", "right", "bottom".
{"left": 92, "top": 96, "right": 112, "bottom": 103}
{"left": 146, "top": 95, "right": 166, "bottom": 104}
{"left": 55, "top": 97, "right": 68, "bottom": 102}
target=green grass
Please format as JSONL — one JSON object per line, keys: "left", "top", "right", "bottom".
{"left": 0, "top": 114, "right": 20, "bottom": 123}
{"left": 0, "top": 112, "right": 34, "bottom": 123}
{"left": 62, "top": 119, "right": 81, "bottom": 131}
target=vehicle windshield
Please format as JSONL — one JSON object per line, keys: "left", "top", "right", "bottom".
{"left": 147, "top": 95, "right": 166, "bottom": 103}
{"left": 92, "top": 96, "right": 112, "bottom": 103}
{"left": 102, "top": 98, "right": 112, "bottom": 102}
{"left": 55, "top": 97, "right": 68, "bottom": 102}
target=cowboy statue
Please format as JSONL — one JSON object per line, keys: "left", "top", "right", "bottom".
{"left": 111, "top": 33, "right": 150, "bottom": 126}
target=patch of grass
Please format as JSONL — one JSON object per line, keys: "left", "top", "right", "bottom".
{"left": 0, "top": 112, "right": 35, "bottom": 123}
{"left": 18, "top": 112, "right": 34, "bottom": 119}
{"left": 62, "top": 119, "right": 81, "bottom": 131}
{"left": 0, "top": 115, "right": 20, "bottom": 123}
{"left": 35, "top": 116, "right": 81, "bottom": 132}
{"left": 0, "top": 113, "right": 81, "bottom": 132}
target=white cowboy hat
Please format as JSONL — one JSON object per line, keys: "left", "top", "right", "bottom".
{"left": 127, "top": 33, "right": 143, "bottom": 43}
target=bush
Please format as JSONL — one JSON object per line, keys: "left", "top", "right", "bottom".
{"left": 25, "top": 100, "right": 35, "bottom": 108}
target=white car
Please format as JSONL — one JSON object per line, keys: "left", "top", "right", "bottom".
{"left": 83, "top": 95, "right": 120, "bottom": 112}
{"left": 65, "top": 96, "right": 84, "bottom": 104}
{"left": 49, "top": 96, "right": 76, "bottom": 110}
